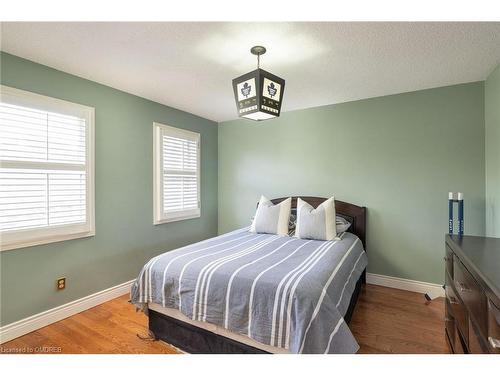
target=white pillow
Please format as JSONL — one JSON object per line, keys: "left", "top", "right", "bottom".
{"left": 295, "top": 197, "right": 337, "bottom": 241}
{"left": 289, "top": 212, "right": 351, "bottom": 234}
{"left": 250, "top": 196, "right": 292, "bottom": 236}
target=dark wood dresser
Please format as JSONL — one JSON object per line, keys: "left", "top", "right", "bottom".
{"left": 445, "top": 235, "right": 500, "bottom": 354}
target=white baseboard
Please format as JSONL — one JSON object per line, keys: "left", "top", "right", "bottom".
{"left": 0, "top": 279, "right": 134, "bottom": 344}
{"left": 366, "top": 272, "right": 445, "bottom": 297}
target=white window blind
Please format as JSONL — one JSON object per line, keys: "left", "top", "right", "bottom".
{"left": 0, "top": 86, "right": 95, "bottom": 251}
{"left": 154, "top": 123, "right": 200, "bottom": 224}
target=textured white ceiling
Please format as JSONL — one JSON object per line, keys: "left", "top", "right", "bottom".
{"left": 1, "top": 22, "right": 500, "bottom": 122}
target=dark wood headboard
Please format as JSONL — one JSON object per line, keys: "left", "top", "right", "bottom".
{"left": 268, "top": 196, "right": 367, "bottom": 249}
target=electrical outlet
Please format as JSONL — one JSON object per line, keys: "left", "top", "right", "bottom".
{"left": 56, "top": 277, "right": 66, "bottom": 290}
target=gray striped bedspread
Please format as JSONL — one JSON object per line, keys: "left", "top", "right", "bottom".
{"left": 130, "top": 228, "right": 367, "bottom": 354}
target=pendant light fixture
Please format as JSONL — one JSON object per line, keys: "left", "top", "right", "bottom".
{"left": 232, "top": 46, "right": 285, "bottom": 121}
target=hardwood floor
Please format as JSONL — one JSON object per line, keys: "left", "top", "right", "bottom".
{"left": 351, "top": 284, "right": 449, "bottom": 353}
{"left": 0, "top": 296, "right": 180, "bottom": 354}
{"left": 0, "top": 284, "right": 450, "bottom": 354}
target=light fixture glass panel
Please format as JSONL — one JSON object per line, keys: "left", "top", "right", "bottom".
{"left": 236, "top": 78, "right": 256, "bottom": 101}
{"left": 262, "top": 77, "right": 281, "bottom": 101}
{"left": 242, "top": 112, "right": 276, "bottom": 121}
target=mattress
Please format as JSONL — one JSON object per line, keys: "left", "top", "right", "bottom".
{"left": 131, "top": 228, "right": 367, "bottom": 353}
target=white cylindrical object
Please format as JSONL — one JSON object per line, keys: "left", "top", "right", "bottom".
{"left": 449, "top": 192, "right": 454, "bottom": 200}
{"left": 458, "top": 192, "right": 463, "bottom": 200}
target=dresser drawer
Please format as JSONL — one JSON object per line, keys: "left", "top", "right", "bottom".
{"left": 488, "top": 299, "right": 500, "bottom": 354}
{"left": 453, "top": 256, "right": 487, "bottom": 336}
{"left": 453, "top": 322, "right": 466, "bottom": 354}
{"left": 445, "top": 301, "right": 463, "bottom": 353}
{"left": 468, "top": 318, "right": 489, "bottom": 353}
{"left": 444, "top": 245, "right": 453, "bottom": 278}
{"left": 445, "top": 300, "right": 455, "bottom": 338}
{"left": 446, "top": 272, "right": 468, "bottom": 343}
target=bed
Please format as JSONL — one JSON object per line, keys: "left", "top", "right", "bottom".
{"left": 130, "top": 197, "right": 367, "bottom": 354}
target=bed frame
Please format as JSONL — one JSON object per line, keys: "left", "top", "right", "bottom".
{"left": 148, "top": 196, "right": 367, "bottom": 353}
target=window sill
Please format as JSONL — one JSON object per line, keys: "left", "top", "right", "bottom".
{"left": 0, "top": 230, "right": 95, "bottom": 252}
{"left": 154, "top": 213, "right": 201, "bottom": 225}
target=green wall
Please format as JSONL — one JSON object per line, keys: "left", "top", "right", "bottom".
{"left": 485, "top": 63, "right": 500, "bottom": 238}
{"left": 0, "top": 50, "right": 490, "bottom": 326}
{"left": 0, "top": 52, "right": 218, "bottom": 326}
{"left": 218, "top": 82, "right": 486, "bottom": 284}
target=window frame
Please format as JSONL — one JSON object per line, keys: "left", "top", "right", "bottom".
{"left": 153, "top": 122, "right": 201, "bottom": 225}
{"left": 0, "top": 85, "right": 95, "bottom": 251}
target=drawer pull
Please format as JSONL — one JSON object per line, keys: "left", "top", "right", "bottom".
{"left": 488, "top": 336, "right": 500, "bottom": 349}
{"left": 457, "top": 282, "right": 470, "bottom": 293}
{"left": 449, "top": 296, "right": 460, "bottom": 305}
